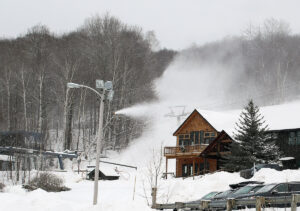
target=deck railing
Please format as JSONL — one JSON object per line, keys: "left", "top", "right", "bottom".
{"left": 164, "top": 144, "right": 207, "bottom": 156}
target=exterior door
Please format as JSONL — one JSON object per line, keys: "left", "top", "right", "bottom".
{"left": 182, "top": 164, "right": 193, "bottom": 177}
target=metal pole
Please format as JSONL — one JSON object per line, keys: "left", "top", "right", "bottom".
{"left": 93, "top": 91, "right": 105, "bottom": 205}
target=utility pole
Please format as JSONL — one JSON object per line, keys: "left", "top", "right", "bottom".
{"left": 67, "top": 80, "right": 114, "bottom": 206}
{"left": 93, "top": 90, "right": 104, "bottom": 205}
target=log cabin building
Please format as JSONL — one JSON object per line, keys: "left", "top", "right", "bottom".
{"left": 164, "top": 109, "right": 232, "bottom": 178}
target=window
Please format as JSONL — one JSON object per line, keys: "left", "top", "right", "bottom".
{"left": 290, "top": 184, "right": 300, "bottom": 192}
{"left": 195, "top": 131, "right": 199, "bottom": 145}
{"left": 297, "top": 131, "right": 300, "bottom": 145}
{"left": 205, "top": 132, "right": 210, "bottom": 137}
{"left": 256, "top": 184, "right": 277, "bottom": 193}
{"left": 289, "top": 132, "right": 296, "bottom": 145}
{"left": 189, "top": 164, "right": 193, "bottom": 175}
{"left": 195, "top": 163, "right": 199, "bottom": 174}
{"left": 183, "top": 164, "right": 188, "bottom": 176}
{"left": 211, "top": 132, "right": 216, "bottom": 137}
{"left": 190, "top": 132, "right": 194, "bottom": 145}
{"left": 200, "top": 131, "right": 204, "bottom": 144}
{"left": 274, "top": 184, "right": 288, "bottom": 193}
{"left": 179, "top": 134, "right": 190, "bottom": 146}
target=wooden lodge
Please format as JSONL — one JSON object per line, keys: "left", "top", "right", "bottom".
{"left": 266, "top": 128, "right": 300, "bottom": 168}
{"left": 164, "top": 109, "right": 232, "bottom": 178}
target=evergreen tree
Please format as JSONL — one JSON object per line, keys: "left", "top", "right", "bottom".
{"left": 222, "top": 140, "right": 251, "bottom": 172}
{"left": 225, "top": 99, "right": 281, "bottom": 171}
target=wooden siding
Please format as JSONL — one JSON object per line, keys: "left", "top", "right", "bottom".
{"left": 175, "top": 157, "right": 217, "bottom": 177}
{"left": 176, "top": 112, "right": 217, "bottom": 147}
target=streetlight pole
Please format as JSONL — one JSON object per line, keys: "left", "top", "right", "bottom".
{"left": 67, "top": 81, "right": 114, "bottom": 206}
{"left": 93, "top": 90, "right": 104, "bottom": 205}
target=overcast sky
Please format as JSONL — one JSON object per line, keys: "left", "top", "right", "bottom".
{"left": 1, "top": 0, "right": 300, "bottom": 49}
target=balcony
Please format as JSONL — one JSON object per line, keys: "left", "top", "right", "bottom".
{"left": 164, "top": 144, "right": 208, "bottom": 158}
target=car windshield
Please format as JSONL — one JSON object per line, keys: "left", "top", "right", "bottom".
{"left": 232, "top": 186, "right": 254, "bottom": 195}
{"left": 202, "top": 192, "right": 218, "bottom": 200}
{"left": 256, "top": 184, "right": 276, "bottom": 193}
{"left": 214, "top": 190, "right": 232, "bottom": 198}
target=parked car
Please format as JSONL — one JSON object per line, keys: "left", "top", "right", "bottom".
{"left": 240, "top": 182, "right": 300, "bottom": 208}
{"left": 209, "top": 184, "right": 264, "bottom": 210}
{"left": 212, "top": 189, "right": 238, "bottom": 201}
{"left": 230, "top": 184, "right": 264, "bottom": 199}
{"left": 250, "top": 182, "right": 300, "bottom": 197}
{"left": 240, "top": 164, "right": 282, "bottom": 179}
{"left": 185, "top": 191, "right": 220, "bottom": 209}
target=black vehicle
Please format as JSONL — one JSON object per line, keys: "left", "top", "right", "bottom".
{"left": 230, "top": 184, "right": 264, "bottom": 199}
{"left": 240, "top": 182, "right": 300, "bottom": 208}
{"left": 209, "top": 184, "right": 264, "bottom": 210}
{"left": 252, "top": 182, "right": 300, "bottom": 197}
{"left": 212, "top": 189, "right": 237, "bottom": 200}
{"left": 240, "top": 164, "right": 282, "bottom": 179}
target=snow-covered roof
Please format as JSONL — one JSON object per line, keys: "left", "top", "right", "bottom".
{"left": 86, "top": 162, "right": 120, "bottom": 177}
{"left": 192, "top": 100, "right": 300, "bottom": 136}
{"left": 279, "top": 157, "right": 295, "bottom": 161}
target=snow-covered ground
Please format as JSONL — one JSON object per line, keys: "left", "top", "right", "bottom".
{"left": 1, "top": 99, "right": 300, "bottom": 210}
{"left": 1, "top": 167, "right": 300, "bottom": 211}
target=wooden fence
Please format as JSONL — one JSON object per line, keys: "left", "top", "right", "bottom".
{"left": 155, "top": 194, "right": 300, "bottom": 211}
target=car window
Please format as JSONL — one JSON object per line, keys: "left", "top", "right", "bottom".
{"left": 252, "top": 186, "right": 263, "bottom": 192}
{"left": 215, "top": 190, "right": 232, "bottom": 198}
{"left": 274, "top": 184, "right": 288, "bottom": 192}
{"left": 202, "top": 192, "right": 218, "bottom": 200}
{"left": 233, "top": 186, "right": 253, "bottom": 195}
{"left": 256, "top": 184, "right": 277, "bottom": 193}
{"left": 290, "top": 184, "right": 300, "bottom": 192}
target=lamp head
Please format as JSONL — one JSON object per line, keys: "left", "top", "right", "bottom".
{"left": 67, "top": 82, "right": 81, "bottom": 88}
{"left": 96, "top": 80, "right": 105, "bottom": 89}
{"left": 104, "top": 81, "right": 113, "bottom": 91}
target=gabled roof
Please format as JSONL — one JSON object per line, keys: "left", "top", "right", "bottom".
{"left": 173, "top": 109, "right": 219, "bottom": 136}
{"left": 199, "top": 130, "right": 233, "bottom": 156}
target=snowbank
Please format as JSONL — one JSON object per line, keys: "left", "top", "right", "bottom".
{"left": 1, "top": 168, "right": 299, "bottom": 211}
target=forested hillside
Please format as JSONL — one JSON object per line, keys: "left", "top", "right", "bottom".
{"left": 172, "top": 19, "right": 300, "bottom": 109}
{"left": 0, "top": 14, "right": 176, "bottom": 155}
{"left": 1, "top": 17, "right": 300, "bottom": 157}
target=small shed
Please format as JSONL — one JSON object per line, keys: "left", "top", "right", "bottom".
{"left": 86, "top": 165, "right": 120, "bottom": 180}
